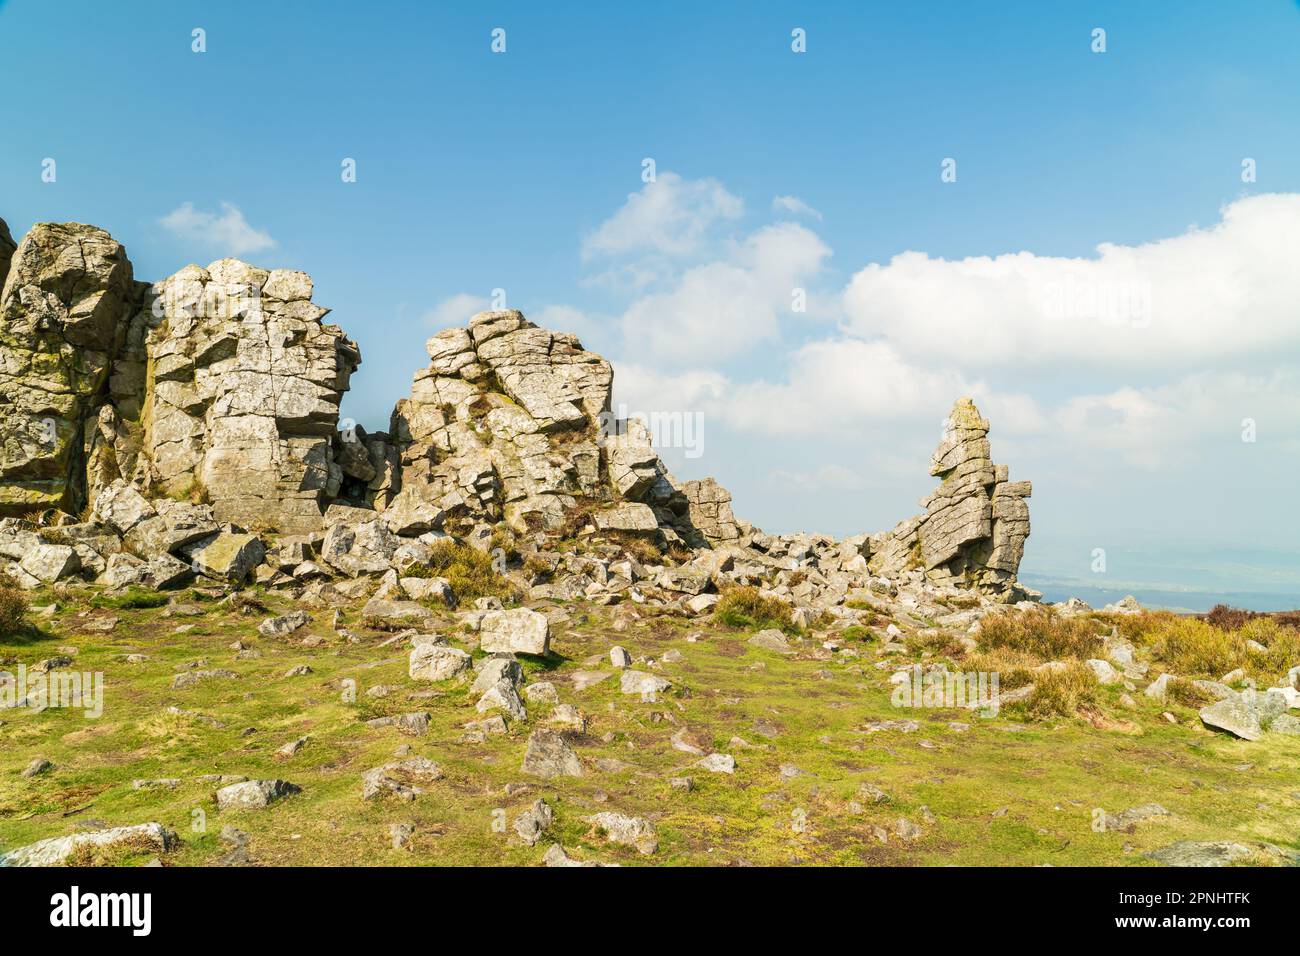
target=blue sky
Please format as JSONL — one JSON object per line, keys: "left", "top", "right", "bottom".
{"left": 3, "top": 0, "right": 1300, "bottom": 607}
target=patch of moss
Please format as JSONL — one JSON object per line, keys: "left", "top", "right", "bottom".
{"left": 91, "top": 587, "right": 169, "bottom": 610}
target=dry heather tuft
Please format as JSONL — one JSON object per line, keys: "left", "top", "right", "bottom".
{"left": 1121, "top": 611, "right": 1300, "bottom": 685}
{"left": 716, "top": 585, "right": 795, "bottom": 633}
{"left": 409, "top": 539, "right": 521, "bottom": 604}
{"left": 0, "top": 573, "right": 28, "bottom": 636}
{"left": 1021, "top": 662, "right": 1099, "bottom": 719}
{"left": 976, "top": 607, "right": 1103, "bottom": 661}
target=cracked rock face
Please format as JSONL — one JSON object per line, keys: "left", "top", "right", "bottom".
{"left": 869, "top": 397, "right": 1031, "bottom": 595}
{"left": 388, "top": 310, "right": 616, "bottom": 533}
{"left": 388, "top": 310, "right": 612, "bottom": 533}
{"left": 0, "top": 222, "right": 136, "bottom": 515}
{"left": 131, "top": 260, "right": 361, "bottom": 533}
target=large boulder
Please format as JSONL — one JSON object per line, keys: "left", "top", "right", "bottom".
{"left": 479, "top": 607, "right": 550, "bottom": 655}
{"left": 91, "top": 478, "right": 156, "bottom": 535}
{"left": 409, "top": 643, "right": 472, "bottom": 681}
{"left": 181, "top": 531, "right": 265, "bottom": 582}
{"left": 361, "top": 598, "right": 436, "bottom": 630}
{"left": 215, "top": 779, "right": 301, "bottom": 811}
{"left": 122, "top": 499, "right": 219, "bottom": 558}
{"left": 522, "top": 729, "right": 583, "bottom": 778}
{"left": 18, "top": 544, "right": 79, "bottom": 584}
{"left": 593, "top": 502, "right": 658, "bottom": 533}
{"left": 320, "top": 515, "right": 398, "bottom": 575}
{"left": 1199, "top": 696, "right": 1263, "bottom": 740}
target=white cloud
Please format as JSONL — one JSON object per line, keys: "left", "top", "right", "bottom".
{"left": 159, "top": 201, "right": 275, "bottom": 255}
{"left": 593, "top": 179, "right": 1300, "bottom": 574}
{"left": 769, "top": 464, "right": 863, "bottom": 491}
{"left": 617, "top": 340, "right": 1040, "bottom": 440}
{"left": 842, "top": 193, "right": 1300, "bottom": 372}
{"left": 532, "top": 303, "right": 600, "bottom": 342}
{"left": 582, "top": 171, "right": 743, "bottom": 261}
{"left": 772, "top": 195, "right": 822, "bottom": 220}
{"left": 616, "top": 222, "right": 832, "bottom": 364}
{"left": 613, "top": 363, "right": 730, "bottom": 418}
{"left": 424, "top": 292, "right": 489, "bottom": 329}
{"left": 1055, "top": 369, "right": 1300, "bottom": 469}
{"left": 723, "top": 340, "right": 983, "bottom": 435}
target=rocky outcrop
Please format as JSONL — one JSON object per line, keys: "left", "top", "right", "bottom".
{"left": 0, "top": 221, "right": 359, "bottom": 534}
{"left": 386, "top": 310, "right": 611, "bottom": 534}
{"left": 0, "top": 222, "right": 137, "bottom": 515}
{"left": 681, "top": 477, "right": 742, "bottom": 546}
{"left": 129, "top": 261, "right": 360, "bottom": 533}
{"left": 380, "top": 309, "right": 719, "bottom": 546}
{"left": 0, "top": 213, "right": 1033, "bottom": 600}
{"left": 868, "top": 398, "right": 1031, "bottom": 596}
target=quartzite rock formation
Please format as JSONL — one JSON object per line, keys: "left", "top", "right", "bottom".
{"left": 868, "top": 398, "right": 1031, "bottom": 592}
{"left": 0, "top": 215, "right": 1032, "bottom": 603}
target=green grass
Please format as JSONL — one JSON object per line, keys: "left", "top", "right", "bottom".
{"left": 91, "top": 587, "right": 171, "bottom": 610}
{"left": 1, "top": 590, "right": 1297, "bottom": 867}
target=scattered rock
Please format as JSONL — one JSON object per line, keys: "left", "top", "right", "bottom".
{"left": 748, "top": 629, "right": 792, "bottom": 653}
{"left": 276, "top": 736, "right": 309, "bottom": 758}
{"left": 696, "top": 753, "right": 735, "bottom": 774}
{"left": 572, "top": 670, "right": 611, "bottom": 691}
{"left": 171, "top": 668, "right": 238, "bottom": 690}
{"left": 620, "top": 670, "right": 670, "bottom": 696}
{"left": 543, "top": 844, "right": 610, "bottom": 867}
{"left": 390, "top": 822, "right": 416, "bottom": 850}
{"left": 361, "top": 757, "right": 443, "bottom": 800}
{"left": 1146, "top": 841, "right": 1254, "bottom": 867}
{"left": 361, "top": 599, "right": 437, "bottom": 631}
{"left": 524, "top": 681, "right": 559, "bottom": 703}
{"left": 2, "top": 823, "right": 176, "bottom": 867}
{"left": 259, "top": 610, "right": 311, "bottom": 637}
{"left": 215, "top": 779, "right": 301, "bottom": 811}
{"left": 513, "top": 799, "right": 554, "bottom": 846}
{"left": 409, "top": 643, "right": 472, "bottom": 682}
{"left": 479, "top": 607, "right": 550, "bottom": 655}
{"left": 522, "top": 730, "right": 583, "bottom": 778}
{"left": 585, "top": 811, "right": 658, "bottom": 854}
{"left": 1102, "top": 804, "right": 1169, "bottom": 831}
